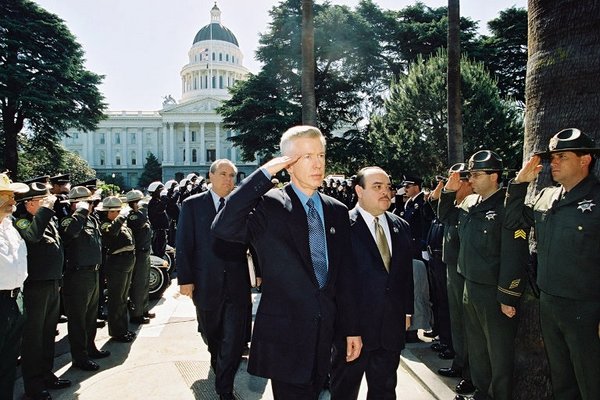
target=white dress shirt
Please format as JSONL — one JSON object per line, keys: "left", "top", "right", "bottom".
{"left": 356, "top": 205, "right": 392, "bottom": 257}
{"left": 0, "top": 216, "right": 28, "bottom": 290}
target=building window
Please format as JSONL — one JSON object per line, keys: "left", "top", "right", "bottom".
{"left": 219, "top": 76, "right": 224, "bottom": 89}
{"left": 131, "top": 151, "right": 137, "bottom": 166}
{"left": 182, "top": 149, "right": 186, "bottom": 162}
{"left": 232, "top": 55, "right": 235, "bottom": 63}
{"left": 219, "top": 53, "right": 223, "bottom": 61}
{"left": 100, "top": 133, "right": 105, "bottom": 145}
{"left": 207, "top": 149, "right": 216, "bottom": 162}
{"left": 191, "top": 131, "right": 196, "bottom": 142}
{"left": 226, "top": 54, "right": 229, "bottom": 62}
{"left": 116, "top": 155, "right": 121, "bottom": 166}
{"left": 192, "top": 149, "right": 197, "bottom": 163}
{"left": 99, "top": 151, "right": 105, "bottom": 166}
{"left": 131, "top": 132, "right": 136, "bottom": 144}
{"left": 115, "top": 132, "right": 120, "bottom": 145}
{"left": 212, "top": 52, "right": 215, "bottom": 61}
{"left": 212, "top": 76, "right": 216, "bottom": 89}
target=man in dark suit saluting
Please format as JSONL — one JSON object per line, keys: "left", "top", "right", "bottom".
{"left": 177, "top": 159, "right": 251, "bottom": 400}
{"left": 330, "top": 167, "right": 414, "bottom": 399}
{"left": 212, "top": 126, "right": 362, "bottom": 400}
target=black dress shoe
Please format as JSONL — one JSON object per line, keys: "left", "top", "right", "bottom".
{"left": 89, "top": 349, "right": 111, "bottom": 359}
{"left": 219, "top": 393, "right": 235, "bottom": 400}
{"left": 96, "top": 320, "right": 106, "bottom": 328}
{"left": 430, "top": 342, "right": 447, "bottom": 352}
{"left": 23, "top": 390, "right": 52, "bottom": 400}
{"left": 437, "top": 367, "right": 462, "bottom": 377}
{"left": 130, "top": 316, "right": 150, "bottom": 324}
{"left": 144, "top": 312, "right": 156, "bottom": 319}
{"left": 45, "top": 378, "right": 71, "bottom": 389}
{"left": 439, "top": 349, "right": 456, "bottom": 359}
{"left": 58, "top": 315, "right": 68, "bottom": 323}
{"left": 73, "top": 359, "right": 100, "bottom": 371}
{"left": 423, "top": 329, "right": 438, "bottom": 338}
{"left": 112, "top": 333, "right": 135, "bottom": 343}
{"left": 455, "top": 379, "right": 476, "bottom": 394}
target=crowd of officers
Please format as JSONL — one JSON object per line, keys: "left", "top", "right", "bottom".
{"left": 1, "top": 127, "right": 598, "bottom": 400}
{"left": 0, "top": 173, "right": 166, "bottom": 400}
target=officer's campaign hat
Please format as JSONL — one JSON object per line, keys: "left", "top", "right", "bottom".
{"left": 467, "top": 150, "right": 503, "bottom": 172}
{"left": 0, "top": 173, "right": 28, "bottom": 193}
{"left": 24, "top": 175, "right": 51, "bottom": 186}
{"left": 16, "top": 182, "right": 50, "bottom": 202}
{"left": 449, "top": 163, "right": 469, "bottom": 179}
{"left": 400, "top": 175, "right": 423, "bottom": 187}
{"left": 535, "top": 128, "right": 600, "bottom": 158}
{"left": 68, "top": 186, "right": 92, "bottom": 202}
{"left": 95, "top": 196, "right": 123, "bottom": 211}
{"left": 49, "top": 173, "right": 70, "bottom": 185}
{"left": 125, "top": 189, "right": 144, "bottom": 203}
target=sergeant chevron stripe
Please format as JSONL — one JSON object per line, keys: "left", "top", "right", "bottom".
{"left": 514, "top": 229, "right": 527, "bottom": 240}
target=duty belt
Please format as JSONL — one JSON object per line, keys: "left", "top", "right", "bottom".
{"left": 73, "top": 264, "right": 100, "bottom": 271}
{"left": 0, "top": 287, "right": 21, "bottom": 299}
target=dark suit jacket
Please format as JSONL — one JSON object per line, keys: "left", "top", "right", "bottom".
{"left": 349, "top": 208, "right": 414, "bottom": 352}
{"left": 212, "top": 170, "right": 358, "bottom": 385}
{"left": 176, "top": 191, "right": 250, "bottom": 311}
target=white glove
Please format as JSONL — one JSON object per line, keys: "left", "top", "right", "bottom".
{"left": 40, "top": 195, "right": 57, "bottom": 209}
{"left": 76, "top": 201, "right": 89, "bottom": 211}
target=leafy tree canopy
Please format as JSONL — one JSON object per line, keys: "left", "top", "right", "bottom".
{"left": 0, "top": 0, "right": 106, "bottom": 177}
{"left": 368, "top": 49, "right": 523, "bottom": 184}
{"left": 18, "top": 141, "right": 95, "bottom": 184}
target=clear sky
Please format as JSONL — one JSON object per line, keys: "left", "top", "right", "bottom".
{"left": 33, "top": 0, "right": 526, "bottom": 111}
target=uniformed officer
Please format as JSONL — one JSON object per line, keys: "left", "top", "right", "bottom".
{"left": 435, "top": 163, "right": 476, "bottom": 395}
{"left": 147, "top": 181, "right": 169, "bottom": 257}
{"left": 60, "top": 186, "right": 109, "bottom": 372}
{"left": 14, "top": 181, "right": 71, "bottom": 399}
{"left": 126, "top": 189, "right": 154, "bottom": 325}
{"left": 48, "top": 174, "right": 71, "bottom": 220}
{"left": 439, "top": 150, "right": 529, "bottom": 400}
{"left": 505, "top": 128, "right": 600, "bottom": 400}
{"left": 97, "top": 196, "right": 136, "bottom": 342}
{"left": 0, "top": 173, "right": 29, "bottom": 400}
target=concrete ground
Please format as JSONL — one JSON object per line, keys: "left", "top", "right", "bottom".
{"left": 14, "top": 281, "right": 462, "bottom": 399}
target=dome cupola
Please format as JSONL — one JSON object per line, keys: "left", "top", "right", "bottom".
{"left": 192, "top": 3, "right": 239, "bottom": 46}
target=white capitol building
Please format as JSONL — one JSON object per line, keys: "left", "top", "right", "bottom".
{"left": 62, "top": 3, "right": 258, "bottom": 187}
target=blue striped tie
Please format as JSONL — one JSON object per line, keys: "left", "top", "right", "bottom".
{"left": 306, "top": 198, "right": 328, "bottom": 288}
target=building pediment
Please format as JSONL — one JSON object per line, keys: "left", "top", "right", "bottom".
{"left": 160, "top": 97, "right": 224, "bottom": 114}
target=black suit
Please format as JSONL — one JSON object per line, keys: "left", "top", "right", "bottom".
{"left": 176, "top": 191, "right": 251, "bottom": 395}
{"left": 212, "top": 170, "right": 358, "bottom": 398}
{"left": 331, "top": 208, "right": 414, "bottom": 399}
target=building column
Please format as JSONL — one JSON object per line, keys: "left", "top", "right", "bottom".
{"left": 200, "top": 123, "right": 206, "bottom": 163}
{"left": 87, "top": 131, "right": 94, "bottom": 167}
{"left": 106, "top": 129, "right": 113, "bottom": 168}
{"left": 154, "top": 128, "right": 159, "bottom": 161}
{"left": 169, "top": 123, "right": 175, "bottom": 164}
{"left": 122, "top": 128, "right": 128, "bottom": 168}
{"left": 162, "top": 123, "right": 168, "bottom": 163}
{"left": 215, "top": 122, "right": 221, "bottom": 159}
{"left": 184, "top": 123, "right": 191, "bottom": 166}
{"left": 137, "top": 130, "right": 143, "bottom": 168}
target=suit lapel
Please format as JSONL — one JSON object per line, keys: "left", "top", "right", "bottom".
{"left": 283, "top": 185, "right": 316, "bottom": 284}
{"left": 320, "top": 193, "right": 339, "bottom": 286}
{"left": 203, "top": 191, "right": 217, "bottom": 219}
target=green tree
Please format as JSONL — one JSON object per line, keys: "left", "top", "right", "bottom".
{"left": 476, "top": 7, "right": 528, "bottom": 102}
{"left": 0, "top": 0, "right": 106, "bottom": 178}
{"left": 138, "top": 153, "right": 162, "bottom": 188}
{"left": 369, "top": 49, "right": 523, "bottom": 182}
{"left": 18, "top": 143, "right": 95, "bottom": 184}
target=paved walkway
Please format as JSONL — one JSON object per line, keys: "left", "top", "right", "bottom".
{"left": 14, "top": 281, "right": 460, "bottom": 399}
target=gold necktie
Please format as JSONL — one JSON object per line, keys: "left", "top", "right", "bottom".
{"left": 374, "top": 216, "right": 391, "bottom": 272}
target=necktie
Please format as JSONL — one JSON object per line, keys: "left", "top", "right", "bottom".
{"left": 306, "top": 198, "right": 328, "bottom": 288}
{"left": 374, "top": 216, "right": 391, "bottom": 272}
{"left": 217, "top": 197, "right": 225, "bottom": 212}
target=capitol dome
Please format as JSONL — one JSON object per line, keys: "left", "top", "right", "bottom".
{"left": 193, "top": 3, "right": 239, "bottom": 46}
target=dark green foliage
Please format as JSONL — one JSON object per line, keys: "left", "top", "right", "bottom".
{"left": 137, "top": 153, "right": 162, "bottom": 188}
{"left": 18, "top": 142, "right": 96, "bottom": 184}
{"left": 0, "top": 0, "right": 106, "bottom": 177}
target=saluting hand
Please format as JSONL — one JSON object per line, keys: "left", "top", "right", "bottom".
{"left": 262, "top": 155, "right": 300, "bottom": 177}
{"left": 444, "top": 172, "right": 462, "bottom": 192}
{"left": 515, "top": 155, "right": 543, "bottom": 184}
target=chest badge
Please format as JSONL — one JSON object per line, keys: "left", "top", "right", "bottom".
{"left": 329, "top": 227, "right": 336, "bottom": 235}
{"left": 577, "top": 199, "right": 595, "bottom": 213}
{"left": 485, "top": 210, "right": 497, "bottom": 221}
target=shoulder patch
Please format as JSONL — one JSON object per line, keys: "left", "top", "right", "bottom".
{"left": 128, "top": 214, "right": 138, "bottom": 220}
{"left": 16, "top": 219, "right": 31, "bottom": 229}
{"left": 61, "top": 218, "right": 72, "bottom": 227}
{"left": 101, "top": 222, "right": 111, "bottom": 230}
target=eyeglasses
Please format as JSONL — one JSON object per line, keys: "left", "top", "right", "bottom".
{"left": 467, "top": 171, "right": 489, "bottom": 179}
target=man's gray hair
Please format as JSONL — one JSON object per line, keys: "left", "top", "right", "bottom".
{"left": 209, "top": 159, "right": 237, "bottom": 174}
{"left": 279, "top": 125, "right": 326, "bottom": 156}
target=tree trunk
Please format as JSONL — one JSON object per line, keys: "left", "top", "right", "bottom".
{"left": 301, "top": 0, "right": 317, "bottom": 126}
{"left": 515, "top": 1, "right": 600, "bottom": 398}
{"left": 447, "top": 0, "right": 463, "bottom": 164}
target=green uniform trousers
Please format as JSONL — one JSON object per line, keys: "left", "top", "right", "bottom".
{"left": 105, "top": 253, "right": 135, "bottom": 337}
{"left": 463, "top": 279, "right": 517, "bottom": 400}
{"left": 0, "top": 292, "right": 25, "bottom": 400}
{"left": 447, "top": 263, "right": 470, "bottom": 379}
{"left": 62, "top": 267, "right": 100, "bottom": 363}
{"left": 540, "top": 292, "right": 600, "bottom": 400}
{"left": 129, "top": 249, "right": 151, "bottom": 318}
{"left": 21, "top": 279, "right": 60, "bottom": 395}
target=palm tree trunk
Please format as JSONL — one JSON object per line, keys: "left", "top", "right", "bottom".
{"left": 447, "top": 0, "right": 463, "bottom": 164}
{"left": 301, "top": 0, "right": 317, "bottom": 126}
